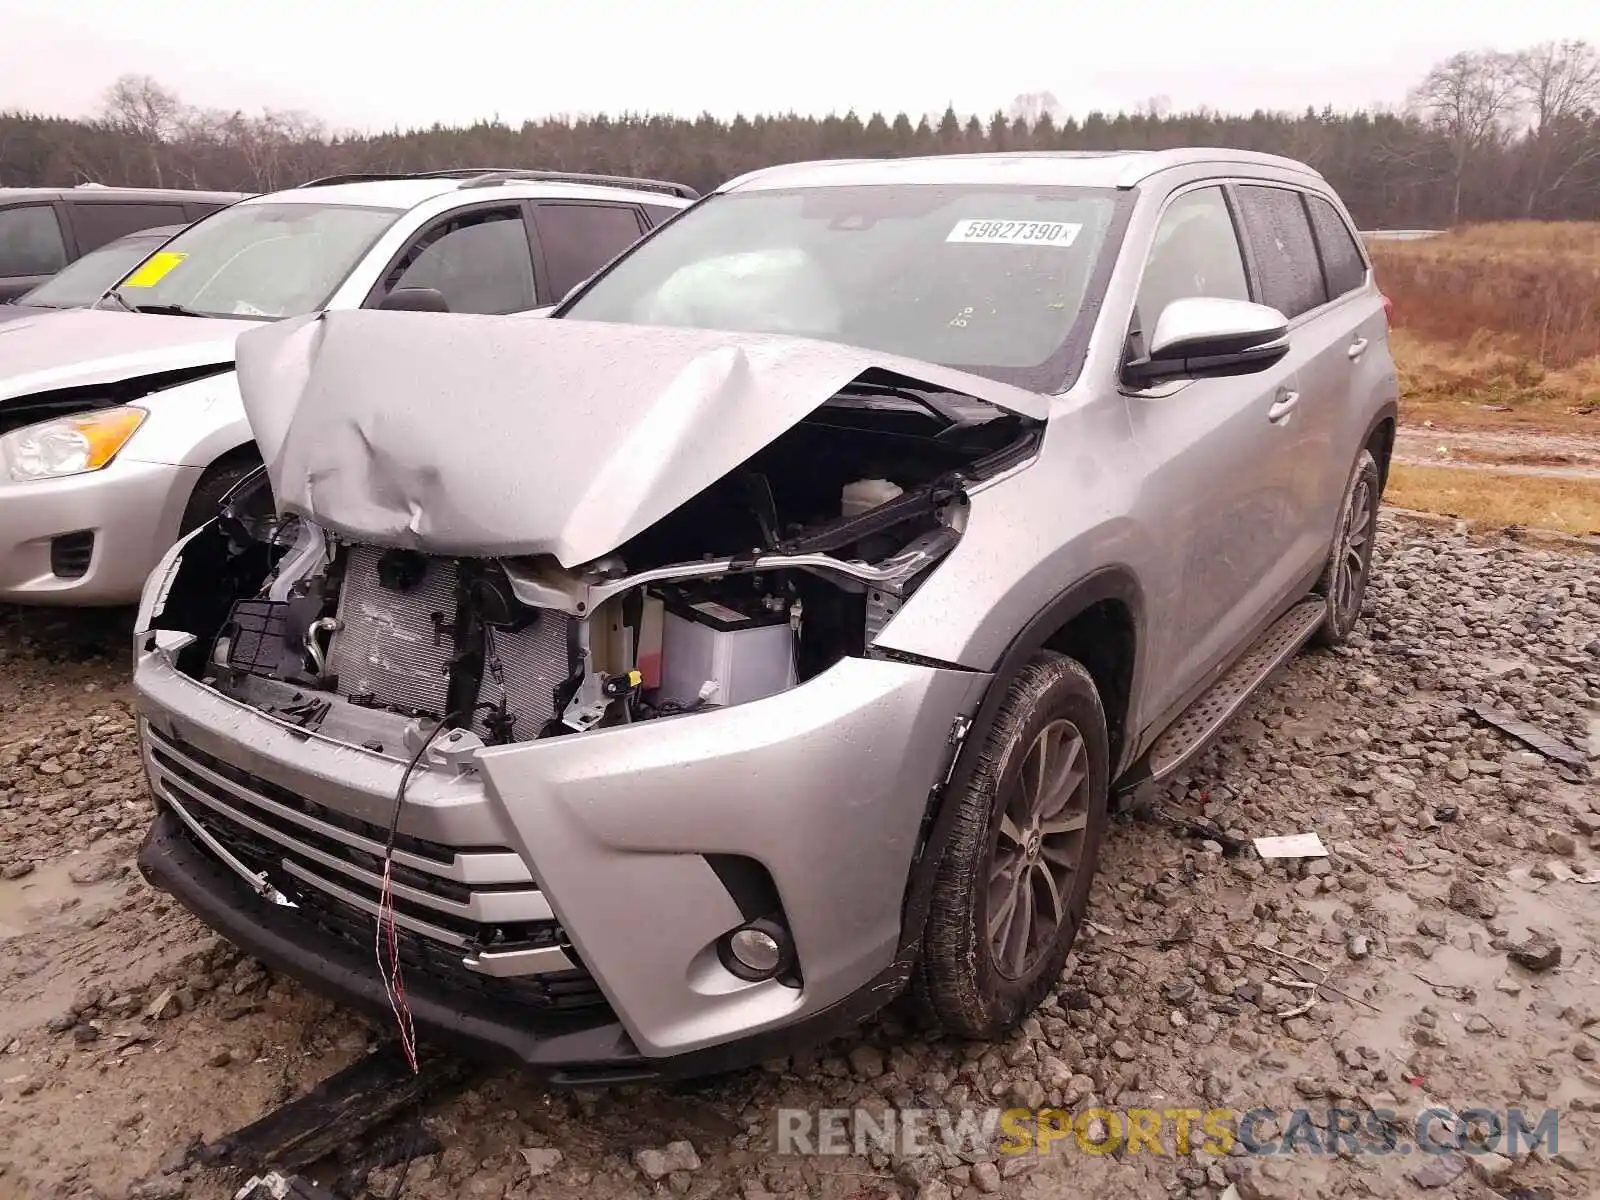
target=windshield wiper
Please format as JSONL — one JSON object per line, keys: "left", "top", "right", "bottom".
{"left": 99, "top": 289, "right": 138, "bottom": 314}
{"left": 830, "top": 378, "right": 1000, "bottom": 428}
{"left": 124, "top": 301, "right": 214, "bottom": 318}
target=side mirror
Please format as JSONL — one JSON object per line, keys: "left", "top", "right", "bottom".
{"left": 379, "top": 287, "right": 450, "bottom": 313}
{"left": 1124, "top": 297, "right": 1289, "bottom": 386}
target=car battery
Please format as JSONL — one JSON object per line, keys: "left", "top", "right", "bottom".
{"left": 655, "top": 590, "right": 797, "bottom": 708}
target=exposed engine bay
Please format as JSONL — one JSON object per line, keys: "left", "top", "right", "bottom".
{"left": 149, "top": 378, "right": 1037, "bottom": 754}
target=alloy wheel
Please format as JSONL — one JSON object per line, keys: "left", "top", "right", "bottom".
{"left": 1334, "top": 473, "right": 1375, "bottom": 629}
{"left": 986, "top": 718, "right": 1092, "bottom": 980}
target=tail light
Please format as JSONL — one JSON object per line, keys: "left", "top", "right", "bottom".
{"left": 1381, "top": 293, "right": 1394, "bottom": 326}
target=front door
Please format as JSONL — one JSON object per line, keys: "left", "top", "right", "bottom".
{"left": 1122, "top": 184, "right": 1307, "bottom": 721}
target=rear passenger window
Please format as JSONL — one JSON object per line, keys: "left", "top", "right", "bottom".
{"left": 534, "top": 203, "right": 646, "bottom": 300}
{"left": 1134, "top": 186, "right": 1250, "bottom": 345}
{"left": 0, "top": 204, "right": 68, "bottom": 277}
{"left": 1305, "top": 195, "right": 1367, "bottom": 299}
{"left": 70, "top": 202, "right": 188, "bottom": 252}
{"left": 1234, "top": 186, "right": 1327, "bottom": 319}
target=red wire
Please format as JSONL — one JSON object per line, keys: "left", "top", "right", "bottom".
{"left": 376, "top": 860, "right": 419, "bottom": 1074}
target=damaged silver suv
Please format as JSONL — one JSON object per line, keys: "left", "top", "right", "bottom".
{"left": 133, "top": 149, "right": 1397, "bottom": 1083}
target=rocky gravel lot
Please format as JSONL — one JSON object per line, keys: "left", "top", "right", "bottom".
{"left": 2, "top": 514, "right": 1598, "bottom": 1200}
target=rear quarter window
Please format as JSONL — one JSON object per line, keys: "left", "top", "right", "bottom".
{"left": 1234, "top": 185, "right": 1328, "bottom": 320}
{"left": 1305, "top": 195, "right": 1368, "bottom": 299}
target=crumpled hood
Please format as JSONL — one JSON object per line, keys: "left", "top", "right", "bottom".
{"left": 0, "top": 308, "right": 252, "bottom": 404}
{"left": 235, "top": 310, "right": 1048, "bottom": 566}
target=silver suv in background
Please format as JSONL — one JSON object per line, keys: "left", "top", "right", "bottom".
{"left": 133, "top": 149, "right": 1397, "bottom": 1083}
{"left": 0, "top": 169, "right": 693, "bottom": 605}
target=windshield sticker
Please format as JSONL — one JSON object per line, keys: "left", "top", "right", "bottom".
{"left": 121, "top": 251, "right": 188, "bottom": 288}
{"left": 946, "top": 219, "right": 1082, "bottom": 247}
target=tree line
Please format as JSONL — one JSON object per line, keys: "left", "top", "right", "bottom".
{"left": 3, "top": 41, "right": 1598, "bottom": 229}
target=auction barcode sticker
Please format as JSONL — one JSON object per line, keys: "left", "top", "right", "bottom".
{"left": 946, "top": 219, "right": 1082, "bottom": 247}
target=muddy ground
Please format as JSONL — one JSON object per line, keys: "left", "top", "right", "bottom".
{"left": 2, "top": 515, "right": 1598, "bottom": 1200}
{"left": 1392, "top": 430, "right": 1600, "bottom": 481}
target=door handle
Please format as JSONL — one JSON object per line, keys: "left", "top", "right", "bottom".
{"left": 1347, "top": 337, "right": 1369, "bottom": 360}
{"left": 1268, "top": 389, "right": 1300, "bottom": 422}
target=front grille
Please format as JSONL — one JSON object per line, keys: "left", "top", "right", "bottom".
{"left": 50, "top": 530, "right": 95, "bottom": 579}
{"left": 142, "top": 724, "right": 608, "bottom": 1012}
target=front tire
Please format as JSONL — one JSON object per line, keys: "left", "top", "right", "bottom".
{"left": 1311, "top": 448, "right": 1381, "bottom": 647}
{"left": 180, "top": 452, "right": 262, "bottom": 535}
{"left": 917, "top": 652, "right": 1110, "bottom": 1039}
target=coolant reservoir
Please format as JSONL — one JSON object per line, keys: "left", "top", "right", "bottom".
{"left": 842, "top": 478, "right": 903, "bottom": 518}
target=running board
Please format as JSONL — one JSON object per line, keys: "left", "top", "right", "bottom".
{"left": 1141, "top": 598, "right": 1326, "bottom": 786}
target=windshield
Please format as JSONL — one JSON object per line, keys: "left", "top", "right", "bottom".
{"left": 15, "top": 235, "right": 171, "bottom": 309}
{"left": 561, "top": 184, "right": 1123, "bottom": 389}
{"left": 105, "top": 202, "right": 400, "bottom": 320}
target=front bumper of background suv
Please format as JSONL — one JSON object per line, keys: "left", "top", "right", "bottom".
{"left": 134, "top": 643, "right": 989, "bottom": 1083}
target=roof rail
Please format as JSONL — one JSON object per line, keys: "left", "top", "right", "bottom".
{"left": 296, "top": 167, "right": 698, "bottom": 199}
{"left": 295, "top": 168, "right": 515, "bottom": 188}
{"left": 456, "top": 169, "right": 699, "bottom": 199}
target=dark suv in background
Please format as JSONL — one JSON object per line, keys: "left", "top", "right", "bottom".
{"left": 0, "top": 184, "right": 247, "bottom": 300}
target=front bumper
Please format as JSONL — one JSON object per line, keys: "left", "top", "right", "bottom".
{"left": 134, "top": 646, "right": 989, "bottom": 1074}
{"left": 0, "top": 459, "right": 200, "bottom": 604}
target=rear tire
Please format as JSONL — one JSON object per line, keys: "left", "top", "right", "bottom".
{"left": 1311, "top": 448, "right": 1380, "bottom": 648}
{"left": 916, "top": 652, "right": 1109, "bottom": 1039}
{"left": 180, "top": 452, "right": 261, "bottom": 535}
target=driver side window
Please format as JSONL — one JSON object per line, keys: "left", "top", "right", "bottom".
{"left": 377, "top": 208, "right": 536, "bottom": 315}
{"left": 1132, "top": 187, "right": 1250, "bottom": 356}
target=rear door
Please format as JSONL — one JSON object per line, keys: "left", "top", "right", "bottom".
{"left": 0, "top": 202, "right": 70, "bottom": 301}
{"left": 66, "top": 200, "right": 189, "bottom": 254}
{"left": 1124, "top": 183, "right": 1306, "bottom": 720}
{"left": 1303, "top": 192, "right": 1388, "bottom": 529}
{"left": 529, "top": 202, "right": 648, "bottom": 305}
{"left": 1231, "top": 184, "right": 1358, "bottom": 584}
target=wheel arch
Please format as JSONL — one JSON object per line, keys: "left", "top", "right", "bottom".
{"left": 179, "top": 440, "right": 263, "bottom": 531}
{"left": 894, "top": 565, "right": 1145, "bottom": 964}
{"left": 1362, "top": 402, "right": 1398, "bottom": 495}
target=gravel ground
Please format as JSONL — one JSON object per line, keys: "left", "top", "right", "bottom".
{"left": 2, "top": 515, "right": 1598, "bottom": 1200}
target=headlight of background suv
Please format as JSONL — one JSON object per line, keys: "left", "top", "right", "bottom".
{"left": 0, "top": 406, "right": 147, "bottom": 482}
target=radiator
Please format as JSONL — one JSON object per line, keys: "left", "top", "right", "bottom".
{"left": 327, "top": 546, "right": 571, "bottom": 738}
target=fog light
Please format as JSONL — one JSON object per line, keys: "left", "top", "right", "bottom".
{"left": 718, "top": 917, "right": 794, "bottom": 982}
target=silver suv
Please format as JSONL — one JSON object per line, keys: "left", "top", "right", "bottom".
{"left": 133, "top": 149, "right": 1397, "bottom": 1083}
{"left": 0, "top": 169, "right": 691, "bottom": 605}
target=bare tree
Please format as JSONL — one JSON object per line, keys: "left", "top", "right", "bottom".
{"left": 1409, "top": 50, "right": 1519, "bottom": 221}
{"left": 1513, "top": 40, "right": 1600, "bottom": 216}
{"left": 100, "top": 74, "right": 185, "bottom": 185}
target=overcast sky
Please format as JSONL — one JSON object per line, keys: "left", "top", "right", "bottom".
{"left": 2, "top": 0, "right": 1596, "bottom": 133}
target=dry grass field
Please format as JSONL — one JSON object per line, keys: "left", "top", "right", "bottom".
{"left": 1370, "top": 223, "right": 1600, "bottom": 533}
{"left": 1385, "top": 462, "right": 1600, "bottom": 535}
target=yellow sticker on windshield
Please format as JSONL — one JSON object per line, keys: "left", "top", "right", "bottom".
{"left": 122, "top": 251, "right": 188, "bottom": 288}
